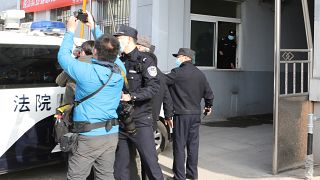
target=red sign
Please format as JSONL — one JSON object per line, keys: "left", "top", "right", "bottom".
{"left": 21, "top": 0, "right": 83, "bottom": 13}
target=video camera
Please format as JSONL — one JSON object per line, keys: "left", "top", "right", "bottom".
{"left": 117, "top": 102, "right": 136, "bottom": 135}
{"left": 73, "top": 9, "right": 88, "bottom": 23}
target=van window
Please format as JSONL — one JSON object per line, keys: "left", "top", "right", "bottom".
{"left": 0, "top": 44, "right": 61, "bottom": 89}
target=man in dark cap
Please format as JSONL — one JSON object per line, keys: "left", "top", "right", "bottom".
{"left": 165, "top": 48, "right": 214, "bottom": 180}
{"left": 217, "top": 29, "right": 237, "bottom": 69}
{"left": 113, "top": 25, "right": 164, "bottom": 180}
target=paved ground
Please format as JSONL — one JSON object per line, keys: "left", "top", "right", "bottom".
{"left": 159, "top": 122, "right": 319, "bottom": 180}
{"left": 1, "top": 117, "right": 320, "bottom": 180}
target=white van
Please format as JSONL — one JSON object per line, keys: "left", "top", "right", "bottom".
{"left": 0, "top": 26, "right": 86, "bottom": 174}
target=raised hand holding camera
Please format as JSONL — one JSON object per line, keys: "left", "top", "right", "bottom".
{"left": 66, "top": 16, "right": 78, "bottom": 33}
{"left": 84, "top": 10, "right": 95, "bottom": 29}
{"left": 73, "top": 9, "right": 88, "bottom": 23}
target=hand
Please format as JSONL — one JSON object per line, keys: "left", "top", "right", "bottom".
{"left": 67, "top": 16, "right": 78, "bottom": 33}
{"left": 230, "top": 63, "right": 235, "bottom": 69}
{"left": 85, "top": 10, "right": 95, "bottom": 29}
{"left": 164, "top": 118, "right": 173, "bottom": 128}
{"left": 120, "top": 93, "right": 131, "bottom": 102}
{"left": 203, "top": 107, "right": 212, "bottom": 116}
{"left": 219, "top": 51, "right": 224, "bottom": 56}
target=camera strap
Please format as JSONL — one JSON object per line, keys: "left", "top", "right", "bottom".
{"left": 119, "top": 66, "right": 129, "bottom": 90}
{"left": 74, "top": 69, "right": 114, "bottom": 106}
{"left": 93, "top": 60, "right": 129, "bottom": 90}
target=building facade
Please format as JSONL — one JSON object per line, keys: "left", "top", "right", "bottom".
{"left": 129, "top": 0, "right": 318, "bottom": 174}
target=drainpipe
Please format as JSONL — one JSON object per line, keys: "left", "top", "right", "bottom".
{"left": 301, "top": 0, "right": 315, "bottom": 178}
{"left": 306, "top": 114, "right": 314, "bottom": 179}
{"left": 272, "top": 0, "right": 281, "bottom": 175}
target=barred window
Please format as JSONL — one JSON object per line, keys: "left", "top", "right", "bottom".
{"left": 96, "top": 0, "right": 130, "bottom": 34}
{"left": 50, "top": 7, "right": 72, "bottom": 23}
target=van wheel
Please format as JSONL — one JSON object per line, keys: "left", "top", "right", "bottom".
{"left": 154, "top": 120, "right": 168, "bottom": 154}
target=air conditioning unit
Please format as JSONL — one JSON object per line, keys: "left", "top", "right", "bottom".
{"left": 0, "top": 10, "right": 25, "bottom": 29}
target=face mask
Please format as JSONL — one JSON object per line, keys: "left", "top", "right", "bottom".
{"left": 175, "top": 58, "right": 182, "bottom": 67}
{"left": 119, "top": 40, "right": 126, "bottom": 52}
{"left": 228, "top": 35, "right": 235, "bottom": 41}
{"left": 119, "top": 37, "right": 129, "bottom": 53}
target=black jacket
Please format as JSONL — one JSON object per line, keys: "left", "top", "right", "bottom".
{"left": 141, "top": 52, "right": 173, "bottom": 130}
{"left": 152, "top": 70, "right": 173, "bottom": 120}
{"left": 165, "top": 61, "right": 214, "bottom": 115}
{"left": 121, "top": 48, "right": 160, "bottom": 127}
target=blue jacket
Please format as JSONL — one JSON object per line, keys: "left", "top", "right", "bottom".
{"left": 58, "top": 30, "right": 125, "bottom": 136}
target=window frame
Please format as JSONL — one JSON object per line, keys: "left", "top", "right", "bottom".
{"left": 187, "top": 13, "right": 242, "bottom": 70}
{"left": 0, "top": 44, "right": 61, "bottom": 89}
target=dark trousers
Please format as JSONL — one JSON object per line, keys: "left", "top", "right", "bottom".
{"left": 172, "top": 115, "right": 200, "bottom": 180}
{"left": 67, "top": 133, "right": 118, "bottom": 180}
{"left": 114, "top": 126, "right": 163, "bottom": 180}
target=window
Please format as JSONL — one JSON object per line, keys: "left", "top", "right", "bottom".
{"left": 50, "top": 7, "right": 71, "bottom": 23}
{"left": 0, "top": 44, "right": 61, "bottom": 89}
{"left": 190, "top": 0, "right": 241, "bottom": 69}
{"left": 191, "top": 21, "right": 215, "bottom": 66}
{"left": 96, "top": 0, "right": 130, "bottom": 34}
{"left": 21, "top": 12, "right": 34, "bottom": 23}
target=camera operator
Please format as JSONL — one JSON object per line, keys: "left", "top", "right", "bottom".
{"left": 58, "top": 16, "right": 125, "bottom": 180}
{"left": 113, "top": 25, "right": 163, "bottom": 180}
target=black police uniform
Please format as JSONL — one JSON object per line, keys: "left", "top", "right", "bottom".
{"left": 165, "top": 60, "right": 214, "bottom": 180}
{"left": 114, "top": 47, "right": 164, "bottom": 180}
{"left": 145, "top": 52, "right": 174, "bottom": 130}
{"left": 152, "top": 70, "right": 174, "bottom": 128}
{"left": 217, "top": 37, "right": 237, "bottom": 69}
{"left": 140, "top": 52, "right": 173, "bottom": 180}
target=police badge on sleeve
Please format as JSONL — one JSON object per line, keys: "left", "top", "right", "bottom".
{"left": 147, "top": 66, "right": 157, "bottom": 77}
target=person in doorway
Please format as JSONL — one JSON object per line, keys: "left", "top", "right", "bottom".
{"left": 217, "top": 30, "right": 237, "bottom": 69}
{"left": 113, "top": 25, "right": 164, "bottom": 180}
{"left": 165, "top": 48, "right": 214, "bottom": 180}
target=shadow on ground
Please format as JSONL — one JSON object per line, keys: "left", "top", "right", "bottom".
{"left": 202, "top": 114, "right": 273, "bottom": 128}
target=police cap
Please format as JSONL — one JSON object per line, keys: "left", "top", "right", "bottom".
{"left": 113, "top": 24, "right": 138, "bottom": 39}
{"left": 172, "top": 48, "right": 195, "bottom": 59}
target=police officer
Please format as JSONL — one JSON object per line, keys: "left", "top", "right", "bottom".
{"left": 165, "top": 48, "right": 214, "bottom": 180}
{"left": 113, "top": 25, "right": 164, "bottom": 180}
{"left": 132, "top": 35, "right": 174, "bottom": 180}
{"left": 136, "top": 35, "right": 174, "bottom": 130}
{"left": 217, "top": 30, "right": 237, "bottom": 69}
